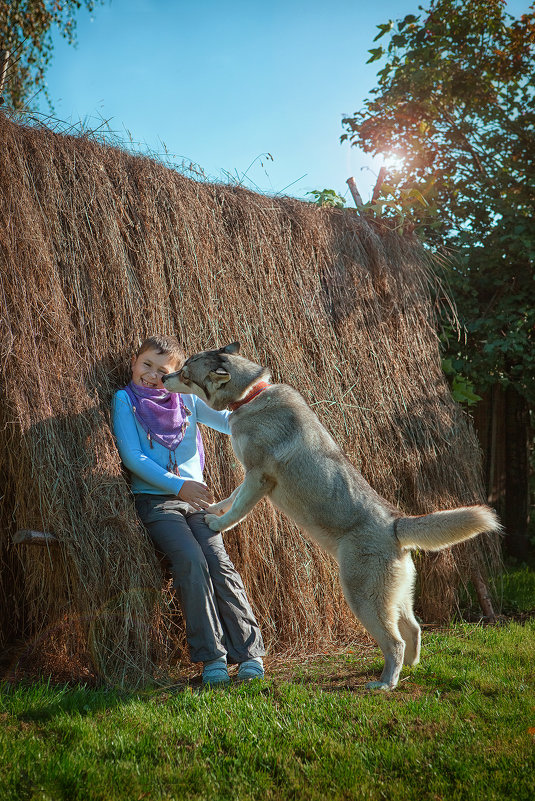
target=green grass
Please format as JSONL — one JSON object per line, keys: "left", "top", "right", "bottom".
{"left": 458, "top": 561, "right": 535, "bottom": 619}
{"left": 495, "top": 565, "right": 535, "bottom": 614}
{"left": 1, "top": 619, "right": 534, "bottom": 801}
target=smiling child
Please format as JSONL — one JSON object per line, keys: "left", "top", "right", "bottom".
{"left": 111, "top": 335, "right": 265, "bottom": 684}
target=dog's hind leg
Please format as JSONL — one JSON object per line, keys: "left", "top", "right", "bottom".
{"left": 338, "top": 545, "right": 406, "bottom": 690}
{"left": 398, "top": 609, "right": 421, "bottom": 667}
{"left": 204, "top": 469, "right": 275, "bottom": 532}
{"left": 350, "top": 598, "right": 405, "bottom": 690}
{"left": 396, "top": 554, "right": 421, "bottom": 666}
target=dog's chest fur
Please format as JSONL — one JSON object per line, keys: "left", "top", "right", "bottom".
{"left": 229, "top": 384, "right": 394, "bottom": 548}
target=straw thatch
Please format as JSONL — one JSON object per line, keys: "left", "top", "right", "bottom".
{"left": 0, "top": 112, "right": 501, "bottom": 685}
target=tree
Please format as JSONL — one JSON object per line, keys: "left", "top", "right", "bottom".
{"left": 342, "top": 0, "right": 535, "bottom": 559}
{"left": 0, "top": 1, "right": 102, "bottom": 109}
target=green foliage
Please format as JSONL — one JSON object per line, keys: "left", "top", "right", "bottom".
{"left": 497, "top": 566, "right": 535, "bottom": 612}
{"left": 342, "top": 0, "right": 535, "bottom": 404}
{"left": 442, "top": 357, "right": 482, "bottom": 406}
{"left": 306, "top": 188, "right": 346, "bottom": 208}
{"left": 362, "top": 173, "right": 441, "bottom": 234}
{"left": 439, "top": 239, "right": 535, "bottom": 403}
{"left": 0, "top": 1, "right": 102, "bottom": 109}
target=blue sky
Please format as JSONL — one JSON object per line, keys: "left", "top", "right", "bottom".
{"left": 38, "top": 0, "right": 529, "bottom": 203}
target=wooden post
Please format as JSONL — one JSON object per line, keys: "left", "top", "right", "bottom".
{"left": 471, "top": 569, "right": 497, "bottom": 622}
{"left": 371, "top": 167, "right": 387, "bottom": 204}
{"left": 346, "top": 177, "right": 364, "bottom": 212}
{"left": 12, "top": 529, "right": 59, "bottom": 547}
{"left": 0, "top": 50, "right": 10, "bottom": 102}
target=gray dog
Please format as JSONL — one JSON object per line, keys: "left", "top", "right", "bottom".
{"left": 162, "top": 343, "right": 500, "bottom": 690}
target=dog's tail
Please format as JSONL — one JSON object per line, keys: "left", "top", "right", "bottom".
{"left": 395, "top": 505, "right": 501, "bottom": 551}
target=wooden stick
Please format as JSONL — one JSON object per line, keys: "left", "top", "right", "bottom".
{"left": 371, "top": 167, "right": 387, "bottom": 204}
{"left": 346, "top": 177, "right": 364, "bottom": 211}
{"left": 0, "top": 50, "right": 10, "bottom": 100}
{"left": 12, "top": 529, "right": 59, "bottom": 546}
{"left": 471, "top": 568, "right": 497, "bottom": 622}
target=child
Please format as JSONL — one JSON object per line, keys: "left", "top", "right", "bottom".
{"left": 111, "top": 335, "right": 265, "bottom": 685}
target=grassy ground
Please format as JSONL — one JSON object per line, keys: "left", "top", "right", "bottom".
{"left": 1, "top": 620, "right": 534, "bottom": 801}
{"left": 1, "top": 573, "right": 534, "bottom": 801}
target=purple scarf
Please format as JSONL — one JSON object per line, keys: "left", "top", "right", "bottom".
{"left": 124, "top": 381, "right": 204, "bottom": 474}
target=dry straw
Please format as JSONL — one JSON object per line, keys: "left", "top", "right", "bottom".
{"left": 0, "top": 112, "right": 501, "bottom": 685}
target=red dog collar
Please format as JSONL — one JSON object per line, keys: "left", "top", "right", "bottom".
{"left": 228, "top": 382, "right": 271, "bottom": 412}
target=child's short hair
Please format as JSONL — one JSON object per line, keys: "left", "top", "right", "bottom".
{"left": 136, "top": 335, "right": 186, "bottom": 368}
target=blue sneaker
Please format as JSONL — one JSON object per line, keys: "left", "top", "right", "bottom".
{"left": 237, "top": 657, "right": 265, "bottom": 681}
{"left": 202, "top": 657, "right": 230, "bottom": 686}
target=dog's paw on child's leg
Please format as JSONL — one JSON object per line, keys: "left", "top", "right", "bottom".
{"left": 204, "top": 513, "right": 225, "bottom": 531}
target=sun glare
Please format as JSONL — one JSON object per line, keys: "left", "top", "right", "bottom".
{"left": 382, "top": 152, "right": 406, "bottom": 172}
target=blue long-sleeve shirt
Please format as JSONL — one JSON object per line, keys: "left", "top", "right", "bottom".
{"left": 111, "top": 389, "right": 231, "bottom": 495}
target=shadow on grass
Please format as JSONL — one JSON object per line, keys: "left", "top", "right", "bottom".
{"left": 1, "top": 677, "right": 195, "bottom": 725}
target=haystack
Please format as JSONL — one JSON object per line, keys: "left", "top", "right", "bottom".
{"left": 0, "top": 112, "right": 501, "bottom": 685}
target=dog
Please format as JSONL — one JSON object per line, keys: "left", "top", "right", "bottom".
{"left": 162, "top": 343, "right": 501, "bottom": 690}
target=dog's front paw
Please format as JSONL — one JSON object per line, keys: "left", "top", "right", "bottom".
{"left": 204, "top": 513, "right": 225, "bottom": 532}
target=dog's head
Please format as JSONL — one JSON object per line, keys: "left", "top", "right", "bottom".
{"left": 162, "top": 342, "right": 270, "bottom": 410}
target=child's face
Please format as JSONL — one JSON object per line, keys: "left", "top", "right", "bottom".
{"left": 131, "top": 348, "right": 182, "bottom": 390}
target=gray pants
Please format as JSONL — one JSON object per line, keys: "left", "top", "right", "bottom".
{"left": 135, "top": 494, "right": 265, "bottom": 664}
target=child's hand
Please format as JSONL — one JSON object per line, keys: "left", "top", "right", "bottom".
{"left": 177, "top": 481, "right": 214, "bottom": 510}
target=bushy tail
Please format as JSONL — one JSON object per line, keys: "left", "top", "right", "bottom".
{"left": 395, "top": 505, "right": 501, "bottom": 551}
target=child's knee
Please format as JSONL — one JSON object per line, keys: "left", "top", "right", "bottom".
{"left": 170, "top": 547, "right": 209, "bottom": 581}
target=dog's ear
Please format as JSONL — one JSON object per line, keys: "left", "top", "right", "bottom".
{"left": 209, "top": 368, "right": 231, "bottom": 384}
{"left": 220, "top": 342, "right": 240, "bottom": 355}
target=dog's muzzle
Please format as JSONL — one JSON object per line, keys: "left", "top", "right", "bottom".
{"left": 162, "top": 369, "right": 182, "bottom": 384}
{"left": 162, "top": 370, "right": 191, "bottom": 391}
